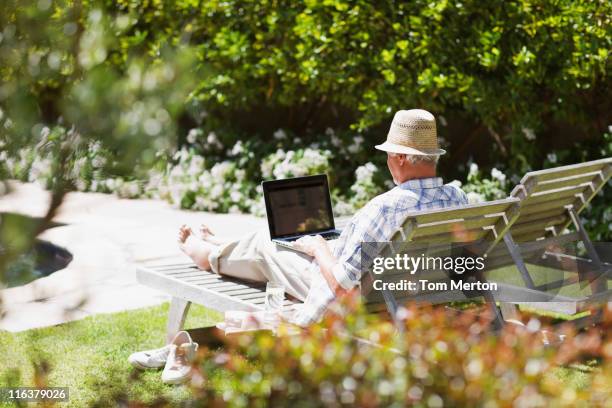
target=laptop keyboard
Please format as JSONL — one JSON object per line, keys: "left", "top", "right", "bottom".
{"left": 279, "top": 232, "right": 340, "bottom": 244}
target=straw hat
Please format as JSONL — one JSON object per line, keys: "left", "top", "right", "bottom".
{"left": 375, "top": 109, "right": 446, "bottom": 156}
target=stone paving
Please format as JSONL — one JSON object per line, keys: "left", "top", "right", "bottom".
{"left": 0, "top": 182, "right": 267, "bottom": 332}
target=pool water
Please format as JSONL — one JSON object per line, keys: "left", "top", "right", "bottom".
{"left": 2, "top": 240, "right": 73, "bottom": 288}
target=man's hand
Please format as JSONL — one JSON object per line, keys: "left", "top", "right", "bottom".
{"left": 294, "top": 235, "right": 344, "bottom": 295}
{"left": 293, "top": 235, "right": 330, "bottom": 258}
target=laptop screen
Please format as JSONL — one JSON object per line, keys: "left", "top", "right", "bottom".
{"left": 263, "top": 175, "right": 335, "bottom": 238}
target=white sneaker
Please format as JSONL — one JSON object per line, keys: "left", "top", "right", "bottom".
{"left": 161, "top": 331, "right": 199, "bottom": 385}
{"left": 128, "top": 345, "right": 172, "bottom": 369}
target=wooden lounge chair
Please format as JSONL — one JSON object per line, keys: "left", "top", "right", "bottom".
{"left": 359, "top": 196, "right": 594, "bottom": 330}
{"left": 486, "top": 157, "right": 612, "bottom": 325}
{"left": 136, "top": 262, "right": 300, "bottom": 342}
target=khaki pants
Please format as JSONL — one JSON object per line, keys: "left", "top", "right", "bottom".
{"left": 208, "top": 229, "right": 314, "bottom": 301}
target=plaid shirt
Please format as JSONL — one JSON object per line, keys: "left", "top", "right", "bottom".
{"left": 292, "top": 177, "right": 468, "bottom": 326}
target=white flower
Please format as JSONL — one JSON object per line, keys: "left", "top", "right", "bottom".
{"left": 469, "top": 163, "right": 479, "bottom": 176}
{"left": 89, "top": 140, "right": 101, "bottom": 153}
{"left": 230, "top": 190, "right": 242, "bottom": 202}
{"left": 28, "top": 157, "right": 51, "bottom": 182}
{"left": 76, "top": 179, "right": 87, "bottom": 191}
{"left": 546, "top": 153, "right": 557, "bottom": 163}
{"left": 490, "top": 168, "right": 506, "bottom": 185}
{"left": 40, "top": 126, "right": 50, "bottom": 139}
{"left": 235, "top": 169, "right": 245, "bottom": 181}
{"left": 198, "top": 172, "right": 212, "bottom": 185}
{"left": 228, "top": 205, "right": 241, "bottom": 214}
{"left": 186, "top": 129, "right": 199, "bottom": 144}
{"left": 119, "top": 181, "right": 140, "bottom": 198}
{"left": 347, "top": 135, "right": 364, "bottom": 154}
{"left": 173, "top": 147, "right": 190, "bottom": 162}
{"left": 92, "top": 155, "right": 106, "bottom": 168}
{"left": 230, "top": 140, "right": 244, "bottom": 156}
{"left": 210, "top": 184, "right": 223, "bottom": 199}
{"left": 187, "top": 156, "right": 205, "bottom": 176}
{"left": 466, "top": 192, "right": 485, "bottom": 204}
{"left": 522, "top": 127, "right": 536, "bottom": 141}
{"left": 195, "top": 196, "right": 207, "bottom": 210}
{"left": 355, "top": 162, "right": 377, "bottom": 181}
{"left": 211, "top": 161, "right": 232, "bottom": 179}
{"left": 273, "top": 129, "right": 287, "bottom": 140}
{"left": 207, "top": 132, "right": 222, "bottom": 149}
{"left": 334, "top": 200, "right": 354, "bottom": 216}
{"left": 105, "top": 178, "right": 116, "bottom": 190}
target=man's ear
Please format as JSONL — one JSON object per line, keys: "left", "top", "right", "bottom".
{"left": 398, "top": 154, "right": 405, "bottom": 166}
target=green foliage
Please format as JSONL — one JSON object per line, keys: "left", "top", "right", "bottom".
{"left": 89, "top": 0, "right": 610, "bottom": 136}
{"left": 129, "top": 302, "right": 611, "bottom": 406}
{"left": 0, "top": 0, "right": 198, "bottom": 176}
{"left": 0, "top": 0, "right": 199, "bottom": 277}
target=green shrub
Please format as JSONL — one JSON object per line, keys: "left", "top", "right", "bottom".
{"left": 93, "top": 0, "right": 609, "bottom": 134}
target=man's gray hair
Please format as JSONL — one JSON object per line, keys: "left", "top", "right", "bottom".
{"left": 406, "top": 154, "right": 439, "bottom": 165}
{"left": 391, "top": 153, "right": 439, "bottom": 165}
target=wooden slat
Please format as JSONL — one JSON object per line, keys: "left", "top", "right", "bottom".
{"left": 137, "top": 267, "right": 265, "bottom": 312}
{"left": 217, "top": 286, "right": 265, "bottom": 295}
{"left": 145, "top": 262, "right": 197, "bottom": 270}
{"left": 153, "top": 264, "right": 199, "bottom": 272}
{"left": 163, "top": 267, "right": 202, "bottom": 275}
{"left": 513, "top": 207, "right": 567, "bottom": 224}
{"left": 411, "top": 215, "right": 501, "bottom": 238}
{"left": 410, "top": 198, "right": 518, "bottom": 224}
{"left": 510, "top": 215, "right": 567, "bottom": 235}
{"left": 200, "top": 280, "right": 262, "bottom": 290}
{"left": 512, "top": 231, "right": 547, "bottom": 243}
{"left": 167, "top": 270, "right": 210, "bottom": 279}
{"left": 518, "top": 196, "right": 576, "bottom": 216}
{"left": 520, "top": 158, "right": 611, "bottom": 183}
{"left": 232, "top": 291, "right": 267, "bottom": 301}
{"left": 530, "top": 172, "right": 603, "bottom": 193}
{"left": 410, "top": 227, "right": 489, "bottom": 243}
{"left": 521, "top": 185, "right": 588, "bottom": 206}
{"left": 180, "top": 274, "right": 225, "bottom": 283}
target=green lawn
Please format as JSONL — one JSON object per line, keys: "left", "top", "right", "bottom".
{"left": 487, "top": 262, "right": 610, "bottom": 300}
{"left": 0, "top": 303, "right": 224, "bottom": 407}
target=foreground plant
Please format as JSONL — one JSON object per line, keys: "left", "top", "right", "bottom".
{"left": 116, "top": 300, "right": 611, "bottom": 407}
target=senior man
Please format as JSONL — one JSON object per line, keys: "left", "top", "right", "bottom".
{"left": 177, "top": 109, "right": 468, "bottom": 326}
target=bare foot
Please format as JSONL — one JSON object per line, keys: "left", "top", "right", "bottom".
{"left": 178, "top": 224, "right": 218, "bottom": 270}
{"left": 178, "top": 224, "right": 193, "bottom": 246}
{"left": 198, "top": 224, "right": 230, "bottom": 245}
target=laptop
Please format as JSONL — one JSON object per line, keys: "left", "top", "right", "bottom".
{"left": 262, "top": 174, "right": 342, "bottom": 252}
